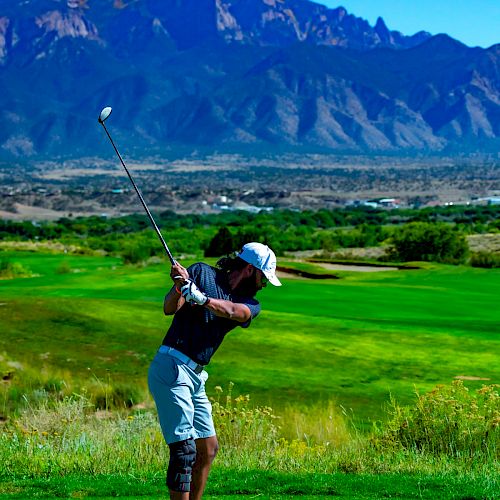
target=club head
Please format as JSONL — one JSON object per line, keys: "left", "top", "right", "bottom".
{"left": 98, "top": 106, "right": 112, "bottom": 124}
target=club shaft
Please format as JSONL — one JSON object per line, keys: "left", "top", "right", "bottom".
{"left": 100, "top": 122, "right": 176, "bottom": 265}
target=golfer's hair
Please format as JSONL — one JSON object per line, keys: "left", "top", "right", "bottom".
{"left": 216, "top": 254, "right": 249, "bottom": 275}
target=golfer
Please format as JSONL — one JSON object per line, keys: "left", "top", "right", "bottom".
{"left": 148, "top": 242, "right": 281, "bottom": 499}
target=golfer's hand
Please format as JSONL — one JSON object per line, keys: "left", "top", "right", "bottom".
{"left": 170, "top": 262, "right": 189, "bottom": 287}
{"left": 181, "top": 280, "right": 208, "bottom": 306}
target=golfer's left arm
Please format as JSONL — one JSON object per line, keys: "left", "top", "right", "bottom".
{"left": 181, "top": 280, "right": 252, "bottom": 322}
{"left": 203, "top": 298, "right": 251, "bottom": 323}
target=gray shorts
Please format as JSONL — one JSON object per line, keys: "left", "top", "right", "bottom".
{"left": 148, "top": 350, "right": 216, "bottom": 444}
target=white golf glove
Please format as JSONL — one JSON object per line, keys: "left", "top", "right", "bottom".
{"left": 181, "top": 280, "right": 208, "bottom": 306}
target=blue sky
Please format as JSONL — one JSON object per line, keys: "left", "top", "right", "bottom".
{"left": 318, "top": 0, "right": 500, "bottom": 48}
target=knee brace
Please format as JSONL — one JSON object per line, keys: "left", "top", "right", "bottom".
{"left": 167, "top": 438, "right": 197, "bottom": 492}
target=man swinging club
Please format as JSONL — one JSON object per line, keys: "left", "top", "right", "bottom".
{"left": 97, "top": 109, "right": 281, "bottom": 498}
{"left": 148, "top": 242, "right": 282, "bottom": 499}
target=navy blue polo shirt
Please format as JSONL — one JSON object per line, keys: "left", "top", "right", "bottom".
{"left": 162, "top": 262, "right": 261, "bottom": 365}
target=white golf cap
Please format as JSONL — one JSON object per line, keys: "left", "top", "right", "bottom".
{"left": 237, "top": 242, "right": 282, "bottom": 287}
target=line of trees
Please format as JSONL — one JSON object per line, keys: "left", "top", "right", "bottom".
{"left": 1, "top": 205, "right": 498, "bottom": 242}
{"left": 0, "top": 205, "right": 498, "bottom": 266}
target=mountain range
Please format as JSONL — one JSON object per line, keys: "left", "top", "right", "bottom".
{"left": 0, "top": 0, "right": 499, "bottom": 159}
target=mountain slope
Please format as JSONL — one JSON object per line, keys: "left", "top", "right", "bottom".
{"left": 0, "top": 0, "right": 498, "bottom": 158}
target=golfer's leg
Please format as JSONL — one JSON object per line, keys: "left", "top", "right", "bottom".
{"left": 190, "top": 372, "right": 217, "bottom": 499}
{"left": 148, "top": 355, "right": 196, "bottom": 497}
{"left": 170, "top": 487, "right": 188, "bottom": 500}
{"left": 161, "top": 386, "right": 196, "bottom": 498}
{"left": 159, "top": 387, "right": 196, "bottom": 500}
{"left": 190, "top": 436, "right": 219, "bottom": 500}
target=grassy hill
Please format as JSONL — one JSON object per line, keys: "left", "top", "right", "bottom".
{"left": 1, "top": 250, "right": 498, "bottom": 425}
{"left": 1, "top": 249, "right": 499, "bottom": 498}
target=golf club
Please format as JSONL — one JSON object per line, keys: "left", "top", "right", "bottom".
{"left": 98, "top": 106, "right": 176, "bottom": 265}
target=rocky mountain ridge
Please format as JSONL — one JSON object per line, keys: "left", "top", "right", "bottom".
{"left": 0, "top": 0, "right": 498, "bottom": 159}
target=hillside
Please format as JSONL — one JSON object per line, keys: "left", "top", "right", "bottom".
{"left": 0, "top": 0, "right": 499, "bottom": 159}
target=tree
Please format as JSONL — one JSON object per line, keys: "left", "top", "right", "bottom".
{"left": 204, "top": 227, "right": 235, "bottom": 257}
{"left": 389, "top": 222, "right": 468, "bottom": 264}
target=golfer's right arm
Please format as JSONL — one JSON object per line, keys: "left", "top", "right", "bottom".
{"left": 164, "top": 262, "right": 189, "bottom": 315}
{"left": 164, "top": 285, "right": 185, "bottom": 315}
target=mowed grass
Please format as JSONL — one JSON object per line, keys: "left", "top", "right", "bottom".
{"left": 0, "top": 250, "right": 499, "bottom": 423}
{"left": 236, "top": 264, "right": 500, "bottom": 416}
{"left": 0, "top": 470, "right": 495, "bottom": 499}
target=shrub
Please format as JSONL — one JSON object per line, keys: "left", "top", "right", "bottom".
{"left": 120, "top": 244, "right": 154, "bottom": 264}
{"left": 0, "top": 259, "right": 33, "bottom": 278}
{"left": 388, "top": 222, "right": 469, "bottom": 263}
{"left": 56, "top": 260, "right": 72, "bottom": 274}
{"left": 470, "top": 251, "right": 500, "bottom": 268}
{"left": 373, "top": 381, "right": 500, "bottom": 459}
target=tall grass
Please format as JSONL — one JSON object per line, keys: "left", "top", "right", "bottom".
{"left": 0, "top": 352, "right": 148, "bottom": 417}
{"left": 0, "top": 259, "right": 34, "bottom": 279}
{"left": 373, "top": 380, "right": 500, "bottom": 460}
{"left": 1, "top": 382, "right": 498, "bottom": 487}
{"left": 2, "top": 397, "right": 167, "bottom": 477}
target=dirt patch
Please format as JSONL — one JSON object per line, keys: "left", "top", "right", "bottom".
{"left": 330, "top": 246, "right": 389, "bottom": 260}
{"left": 312, "top": 260, "right": 419, "bottom": 272}
{"left": 316, "top": 262, "right": 399, "bottom": 272}
{"left": 285, "top": 247, "right": 389, "bottom": 261}
{"left": 454, "top": 375, "right": 491, "bottom": 381}
{"left": 467, "top": 233, "right": 500, "bottom": 254}
{"left": 0, "top": 203, "right": 99, "bottom": 221}
{"left": 276, "top": 259, "right": 418, "bottom": 279}
{"left": 0, "top": 240, "right": 101, "bottom": 255}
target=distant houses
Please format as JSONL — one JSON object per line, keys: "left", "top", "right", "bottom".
{"left": 347, "top": 198, "right": 401, "bottom": 209}
{"left": 347, "top": 195, "right": 500, "bottom": 209}
{"left": 483, "top": 197, "right": 500, "bottom": 206}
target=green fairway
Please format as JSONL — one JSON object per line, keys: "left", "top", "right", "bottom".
{"left": 0, "top": 469, "right": 497, "bottom": 499}
{"left": 0, "top": 250, "right": 499, "bottom": 423}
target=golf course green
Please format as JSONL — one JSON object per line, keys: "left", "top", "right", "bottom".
{"left": 1, "top": 248, "right": 499, "bottom": 499}
{"left": 1, "top": 250, "right": 498, "bottom": 423}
